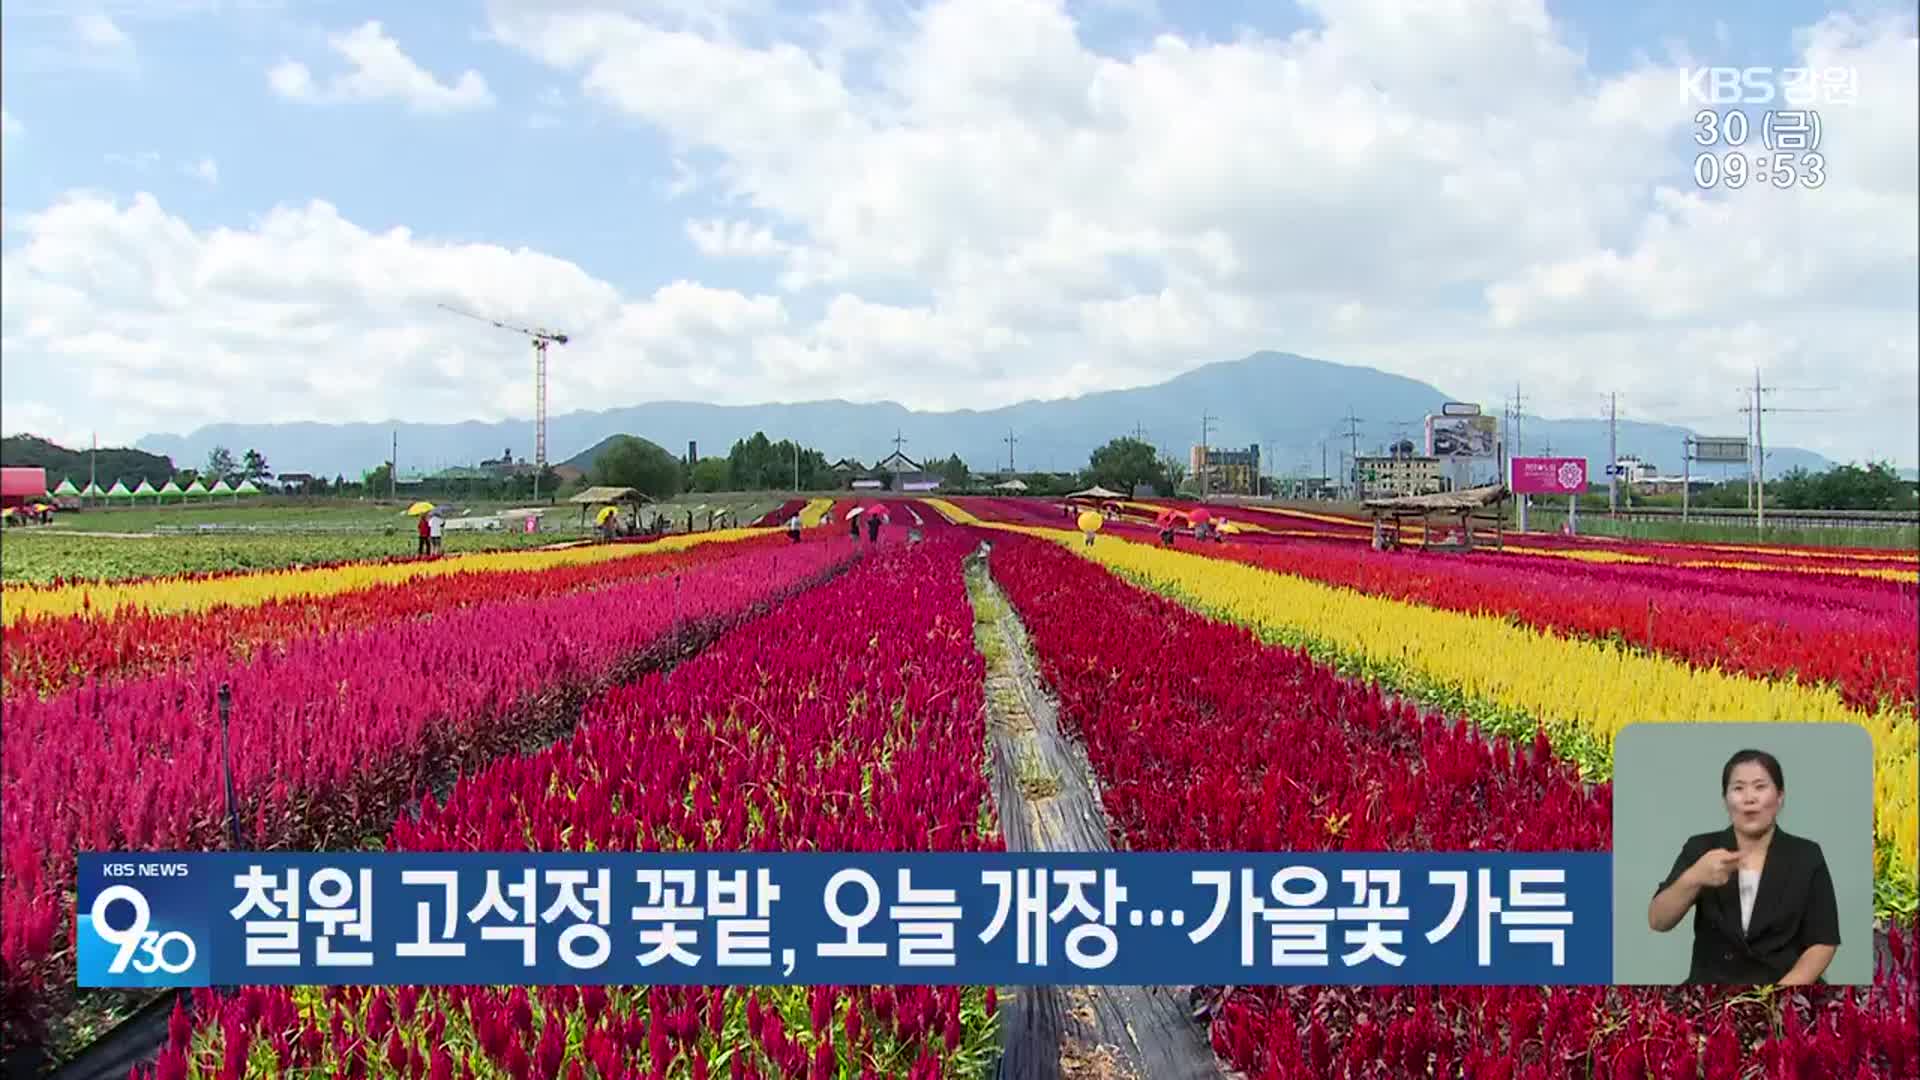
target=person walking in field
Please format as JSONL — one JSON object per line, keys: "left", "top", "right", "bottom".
{"left": 866, "top": 511, "right": 882, "bottom": 543}
{"left": 428, "top": 511, "right": 445, "bottom": 556}
{"left": 417, "top": 512, "right": 432, "bottom": 556}
{"left": 786, "top": 513, "right": 802, "bottom": 543}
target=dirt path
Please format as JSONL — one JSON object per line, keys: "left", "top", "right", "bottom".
{"left": 966, "top": 543, "right": 1221, "bottom": 1080}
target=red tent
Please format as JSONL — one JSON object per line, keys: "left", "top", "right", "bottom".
{"left": 0, "top": 467, "right": 47, "bottom": 509}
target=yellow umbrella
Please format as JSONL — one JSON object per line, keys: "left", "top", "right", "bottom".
{"left": 596, "top": 506, "right": 618, "bottom": 524}
{"left": 404, "top": 501, "right": 436, "bottom": 516}
{"left": 1076, "top": 510, "right": 1104, "bottom": 533}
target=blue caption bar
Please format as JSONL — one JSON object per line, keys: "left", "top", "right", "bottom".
{"left": 77, "top": 853, "right": 1612, "bottom": 988}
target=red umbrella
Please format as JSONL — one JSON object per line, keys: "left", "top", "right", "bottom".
{"left": 863, "top": 503, "right": 891, "bottom": 522}
{"left": 1189, "top": 507, "right": 1213, "bottom": 525}
{"left": 1154, "top": 509, "right": 1187, "bottom": 529}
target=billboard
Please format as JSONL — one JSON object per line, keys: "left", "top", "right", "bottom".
{"left": 1425, "top": 414, "right": 1498, "bottom": 459}
{"left": 1511, "top": 456, "right": 1588, "bottom": 495}
{"left": 1689, "top": 436, "right": 1748, "bottom": 464}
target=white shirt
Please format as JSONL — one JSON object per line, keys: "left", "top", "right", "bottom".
{"left": 428, "top": 516, "right": 444, "bottom": 538}
{"left": 1737, "top": 868, "right": 1760, "bottom": 934}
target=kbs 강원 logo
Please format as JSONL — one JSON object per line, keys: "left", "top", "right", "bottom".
{"left": 79, "top": 882, "right": 203, "bottom": 986}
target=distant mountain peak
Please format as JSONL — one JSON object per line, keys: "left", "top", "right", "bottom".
{"left": 134, "top": 350, "right": 1836, "bottom": 479}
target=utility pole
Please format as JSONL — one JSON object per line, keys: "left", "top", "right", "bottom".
{"left": 793, "top": 441, "right": 801, "bottom": 492}
{"left": 1511, "top": 384, "right": 1524, "bottom": 457}
{"left": 1737, "top": 374, "right": 1837, "bottom": 533}
{"left": 1753, "top": 370, "right": 1766, "bottom": 531}
{"left": 1199, "top": 413, "right": 1218, "bottom": 499}
{"left": 892, "top": 429, "right": 909, "bottom": 458}
{"left": 1320, "top": 440, "right": 1328, "bottom": 498}
{"left": 1003, "top": 429, "right": 1018, "bottom": 474}
{"left": 1607, "top": 392, "right": 1618, "bottom": 514}
{"left": 1340, "top": 407, "right": 1363, "bottom": 499}
{"left": 390, "top": 429, "right": 398, "bottom": 503}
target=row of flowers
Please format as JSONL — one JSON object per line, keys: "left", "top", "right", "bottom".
{"left": 1, "top": 532, "right": 807, "bottom": 700}
{"left": 985, "top": 531, "right": 1919, "bottom": 1077}
{"left": 1147, "top": 529, "right": 1917, "bottom": 711}
{"left": 0, "top": 541, "right": 856, "bottom": 1046}
{"left": 1035, "top": 521, "right": 1918, "bottom": 902}
{"left": 749, "top": 497, "right": 835, "bottom": 528}
{"left": 0, "top": 526, "right": 779, "bottom": 625}
{"left": 923, "top": 499, "right": 1918, "bottom": 907}
{"left": 1122, "top": 498, "right": 1920, "bottom": 580}
{"left": 1221, "top": 500, "right": 1920, "bottom": 566}
{"left": 951, "top": 496, "right": 1918, "bottom": 584}
{"left": 138, "top": 533, "right": 1000, "bottom": 1080}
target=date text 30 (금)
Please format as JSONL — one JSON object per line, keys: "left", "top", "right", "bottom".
{"left": 1692, "top": 108, "right": 1827, "bottom": 190}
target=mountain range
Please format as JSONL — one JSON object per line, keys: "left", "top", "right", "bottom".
{"left": 136, "top": 351, "right": 1835, "bottom": 482}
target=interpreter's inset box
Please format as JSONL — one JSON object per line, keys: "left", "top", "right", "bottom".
{"left": 1612, "top": 723, "right": 1873, "bottom": 986}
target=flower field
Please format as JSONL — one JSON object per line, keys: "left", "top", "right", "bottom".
{"left": 985, "top": 532, "right": 1919, "bottom": 1077}
{"left": 1133, "top": 531, "right": 1916, "bottom": 711}
{"left": 0, "top": 530, "right": 578, "bottom": 587}
{"left": 137, "top": 532, "right": 999, "bottom": 1079}
{"left": 1, "top": 535, "right": 854, "bottom": 1048}
{"left": 931, "top": 499, "right": 1918, "bottom": 914}
{"left": 0, "top": 526, "right": 778, "bottom": 625}
{"left": 1081, "top": 498, "right": 1920, "bottom": 580}
{"left": 3, "top": 483, "right": 1914, "bottom": 1077}
{"left": 1, "top": 532, "right": 808, "bottom": 698}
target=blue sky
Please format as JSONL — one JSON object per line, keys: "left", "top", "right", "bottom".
{"left": 2, "top": 1, "right": 1914, "bottom": 466}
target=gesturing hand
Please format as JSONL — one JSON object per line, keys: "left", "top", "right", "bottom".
{"left": 1686, "top": 849, "right": 1743, "bottom": 889}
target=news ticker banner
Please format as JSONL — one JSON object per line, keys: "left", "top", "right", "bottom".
{"left": 79, "top": 852, "right": 1612, "bottom": 989}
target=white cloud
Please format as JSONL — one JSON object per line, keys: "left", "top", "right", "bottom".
{"left": 269, "top": 21, "right": 494, "bottom": 112}
{"left": 4, "top": 1, "right": 1915, "bottom": 465}
{"left": 185, "top": 157, "right": 219, "bottom": 184}
{"left": 17, "top": 10, "right": 143, "bottom": 72}
{"left": 686, "top": 218, "right": 787, "bottom": 259}
{"left": 1, "top": 109, "right": 21, "bottom": 139}
{"left": 472, "top": 0, "right": 1916, "bottom": 462}
{"left": 73, "top": 12, "right": 131, "bottom": 50}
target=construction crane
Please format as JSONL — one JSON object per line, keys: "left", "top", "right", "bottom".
{"left": 438, "top": 303, "right": 571, "bottom": 502}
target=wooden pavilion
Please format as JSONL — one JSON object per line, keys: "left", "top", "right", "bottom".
{"left": 1362, "top": 483, "right": 1510, "bottom": 552}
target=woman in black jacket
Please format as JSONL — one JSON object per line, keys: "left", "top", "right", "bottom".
{"left": 1647, "top": 749, "right": 1841, "bottom": 985}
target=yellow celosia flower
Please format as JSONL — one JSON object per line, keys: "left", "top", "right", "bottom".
{"left": 952, "top": 514, "right": 1917, "bottom": 894}
{"left": 1, "top": 528, "right": 767, "bottom": 624}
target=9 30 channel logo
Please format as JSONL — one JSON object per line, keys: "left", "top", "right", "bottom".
{"left": 77, "top": 856, "right": 211, "bottom": 987}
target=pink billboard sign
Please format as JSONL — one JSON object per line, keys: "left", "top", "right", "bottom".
{"left": 1510, "top": 456, "right": 1588, "bottom": 495}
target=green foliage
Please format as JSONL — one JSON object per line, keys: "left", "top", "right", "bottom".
{"left": 725, "top": 431, "right": 831, "bottom": 490}
{"left": 932, "top": 453, "right": 971, "bottom": 490}
{"left": 204, "top": 446, "right": 238, "bottom": 484}
{"left": 590, "top": 436, "right": 685, "bottom": 498}
{"left": 1085, "top": 436, "right": 1168, "bottom": 496}
{"left": 361, "top": 461, "right": 394, "bottom": 497}
{"left": 241, "top": 448, "right": 270, "bottom": 482}
{"left": 0, "top": 434, "right": 176, "bottom": 488}
{"left": 689, "top": 457, "right": 732, "bottom": 492}
{"left": 0, "top": 529, "right": 561, "bottom": 583}
{"left": 1768, "top": 460, "right": 1914, "bottom": 510}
